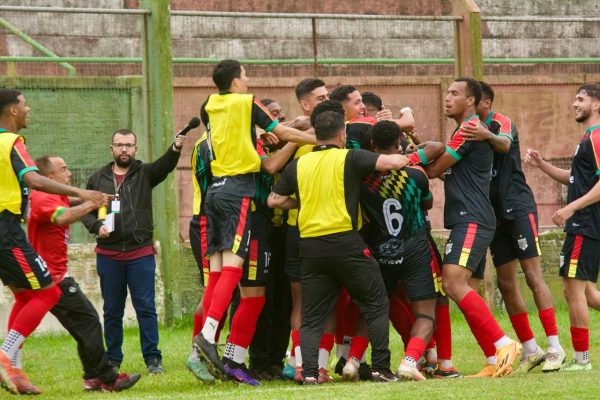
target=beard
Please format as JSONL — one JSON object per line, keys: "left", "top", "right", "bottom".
{"left": 115, "top": 155, "right": 133, "bottom": 168}
{"left": 575, "top": 110, "right": 590, "bottom": 123}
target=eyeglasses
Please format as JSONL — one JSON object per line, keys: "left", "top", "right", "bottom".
{"left": 112, "top": 143, "right": 136, "bottom": 149}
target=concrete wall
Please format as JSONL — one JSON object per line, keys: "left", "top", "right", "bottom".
{"left": 1, "top": 1, "right": 598, "bottom": 63}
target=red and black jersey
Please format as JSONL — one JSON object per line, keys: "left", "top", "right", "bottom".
{"left": 443, "top": 115, "right": 496, "bottom": 229}
{"left": 566, "top": 125, "right": 600, "bottom": 240}
{"left": 486, "top": 111, "right": 537, "bottom": 222}
{"left": 27, "top": 191, "right": 70, "bottom": 282}
{"left": 346, "top": 116, "right": 377, "bottom": 149}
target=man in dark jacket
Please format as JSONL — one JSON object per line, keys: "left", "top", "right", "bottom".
{"left": 82, "top": 128, "right": 186, "bottom": 375}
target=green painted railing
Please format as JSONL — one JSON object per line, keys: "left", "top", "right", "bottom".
{"left": 1, "top": 56, "right": 600, "bottom": 65}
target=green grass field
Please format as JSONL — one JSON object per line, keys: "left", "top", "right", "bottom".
{"left": 18, "top": 304, "right": 600, "bottom": 399}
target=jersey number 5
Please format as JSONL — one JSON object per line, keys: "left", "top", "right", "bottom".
{"left": 383, "top": 198, "right": 403, "bottom": 236}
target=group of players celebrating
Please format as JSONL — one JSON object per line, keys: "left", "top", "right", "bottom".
{"left": 187, "top": 59, "right": 600, "bottom": 385}
{"left": 0, "top": 58, "right": 598, "bottom": 394}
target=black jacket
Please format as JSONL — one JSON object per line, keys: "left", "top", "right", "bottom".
{"left": 81, "top": 147, "right": 181, "bottom": 252}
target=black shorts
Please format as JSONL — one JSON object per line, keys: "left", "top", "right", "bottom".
{"left": 379, "top": 230, "right": 438, "bottom": 302}
{"left": 241, "top": 212, "right": 271, "bottom": 287}
{"left": 559, "top": 234, "right": 600, "bottom": 282}
{"left": 0, "top": 215, "right": 53, "bottom": 289}
{"left": 490, "top": 213, "right": 542, "bottom": 267}
{"left": 285, "top": 224, "right": 301, "bottom": 283}
{"left": 205, "top": 192, "right": 252, "bottom": 259}
{"left": 443, "top": 223, "right": 494, "bottom": 274}
{"left": 426, "top": 232, "right": 445, "bottom": 296}
{"left": 189, "top": 214, "right": 209, "bottom": 286}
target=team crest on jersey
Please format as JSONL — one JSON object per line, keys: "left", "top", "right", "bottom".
{"left": 559, "top": 255, "right": 565, "bottom": 267}
{"left": 517, "top": 237, "right": 528, "bottom": 251}
{"left": 445, "top": 241, "right": 453, "bottom": 255}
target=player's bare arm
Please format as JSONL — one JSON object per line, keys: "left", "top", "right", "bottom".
{"left": 461, "top": 122, "right": 510, "bottom": 153}
{"left": 271, "top": 123, "right": 316, "bottom": 145}
{"left": 54, "top": 201, "right": 102, "bottom": 226}
{"left": 267, "top": 192, "right": 298, "bottom": 210}
{"left": 22, "top": 170, "right": 110, "bottom": 205}
{"left": 416, "top": 141, "right": 445, "bottom": 163}
{"left": 553, "top": 179, "right": 600, "bottom": 227}
{"left": 374, "top": 153, "right": 410, "bottom": 171}
{"left": 424, "top": 151, "right": 459, "bottom": 179}
{"left": 524, "top": 148, "right": 570, "bottom": 185}
{"left": 260, "top": 142, "right": 298, "bottom": 176}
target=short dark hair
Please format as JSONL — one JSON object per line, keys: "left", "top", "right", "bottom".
{"left": 479, "top": 81, "right": 495, "bottom": 103}
{"left": 454, "top": 77, "right": 482, "bottom": 106}
{"left": 314, "top": 111, "right": 345, "bottom": 141}
{"left": 35, "top": 155, "right": 59, "bottom": 177}
{"left": 361, "top": 91, "right": 383, "bottom": 111}
{"left": 329, "top": 85, "right": 357, "bottom": 103}
{"left": 577, "top": 83, "right": 600, "bottom": 101}
{"left": 295, "top": 78, "right": 326, "bottom": 101}
{"left": 310, "top": 100, "right": 345, "bottom": 128}
{"left": 0, "top": 89, "right": 22, "bottom": 114}
{"left": 112, "top": 128, "right": 137, "bottom": 142}
{"left": 212, "top": 59, "right": 242, "bottom": 92}
{"left": 261, "top": 98, "right": 275, "bottom": 107}
{"left": 370, "top": 121, "right": 400, "bottom": 150}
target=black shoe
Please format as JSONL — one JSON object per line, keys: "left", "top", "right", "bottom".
{"left": 359, "top": 362, "right": 372, "bottom": 381}
{"left": 193, "top": 334, "right": 228, "bottom": 380}
{"left": 334, "top": 357, "right": 347, "bottom": 376}
{"left": 371, "top": 369, "right": 398, "bottom": 382}
{"left": 266, "top": 364, "right": 284, "bottom": 380}
{"left": 107, "top": 360, "right": 121, "bottom": 373}
{"left": 146, "top": 358, "right": 164, "bottom": 375}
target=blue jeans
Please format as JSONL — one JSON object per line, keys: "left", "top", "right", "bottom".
{"left": 96, "top": 254, "right": 161, "bottom": 364}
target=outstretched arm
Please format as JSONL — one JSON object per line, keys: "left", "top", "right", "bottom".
{"left": 524, "top": 149, "right": 570, "bottom": 185}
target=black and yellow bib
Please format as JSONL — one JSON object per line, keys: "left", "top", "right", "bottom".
{"left": 205, "top": 93, "right": 261, "bottom": 177}
{"left": 297, "top": 147, "right": 355, "bottom": 238}
{"left": 0, "top": 132, "right": 24, "bottom": 214}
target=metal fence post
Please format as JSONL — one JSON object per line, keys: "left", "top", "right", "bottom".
{"left": 452, "top": 0, "right": 483, "bottom": 80}
{"left": 140, "top": 0, "right": 181, "bottom": 324}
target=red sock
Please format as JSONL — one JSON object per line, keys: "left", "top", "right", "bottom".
{"left": 291, "top": 329, "right": 301, "bottom": 355}
{"left": 404, "top": 337, "right": 427, "bottom": 362}
{"left": 539, "top": 308, "right": 558, "bottom": 337}
{"left": 11, "top": 285, "right": 61, "bottom": 337}
{"left": 320, "top": 333, "right": 335, "bottom": 352}
{"left": 335, "top": 289, "right": 350, "bottom": 345}
{"left": 389, "top": 294, "right": 415, "bottom": 350}
{"left": 192, "top": 312, "right": 203, "bottom": 338}
{"left": 570, "top": 326, "right": 589, "bottom": 352}
{"left": 8, "top": 290, "right": 34, "bottom": 330}
{"left": 206, "top": 266, "right": 242, "bottom": 322}
{"left": 509, "top": 312, "right": 534, "bottom": 343}
{"left": 458, "top": 290, "right": 505, "bottom": 348}
{"left": 228, "top": 296, "right": 266, "bottom": 348}
{"left": 464, "top": 308, "right": 496, "bottom": 357}
{"left": 348, "top": 336, "right": 369, "bottom": 361}
{"left": 434, "top": 303, "right": 452, "bottom": 360}
{"left": 201, "top": 271, "right": 221, "bottom": 325}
